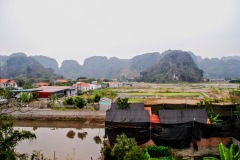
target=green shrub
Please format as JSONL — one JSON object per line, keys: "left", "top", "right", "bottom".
{"left": 63, "top": 97, "right": 74, "bottom": 105}
{"left": 144, "top": 150, "right": 151, "bottom": 160}
{"left": 87, "top": 97, "right": 94, "bottom": 104}
{"left": 116, "top": 98, "right": 130, "bottom": 110}
{"left": 74, "top": 96, "right": 86, "bottom": 108}
{"left": 49, "top": 94, "right": 58, "bottom": 107}
{"left": 32, "top": 92, "right": 38, "bottom": 100}
{"left": 103, "top": 142, "right": 115, "bottom": 160}
{"left": 124, "top": 146, "right": 148, "bottom": 160}
{"left": 145, "top": 146, "right": 171, "bottom": 158}
{"left": 93, "top": 94, "right": 101, "bottom": 103}
{"left": 17, "top": 92, "right": 34, "bottom": 102}
{"left": 111, "top": 133, "right": 137, "bottom": 160}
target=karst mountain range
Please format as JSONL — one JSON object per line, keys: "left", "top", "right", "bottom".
{"left": 1, "top": 50, "right": 240, "bottom": 82}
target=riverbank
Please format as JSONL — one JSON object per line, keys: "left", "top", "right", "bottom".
{"left": 10, "top": 109, "right": 106, "bottom": 127}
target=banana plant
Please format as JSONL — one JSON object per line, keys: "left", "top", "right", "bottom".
{"left": 219, "top": 143, "right": 240, "bottom": 160}
{"left": 204, "top": 143, "right": 240, "bottom": 160}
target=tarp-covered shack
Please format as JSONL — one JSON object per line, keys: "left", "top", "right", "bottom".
{"left": 151, "top": 109, "right": 209, "bottom": 149}
{"left": 151, "top": 109, "right": 240, "bottom": 150}
{"left": 105, "top": 103, "right": 150, "bottom": 146}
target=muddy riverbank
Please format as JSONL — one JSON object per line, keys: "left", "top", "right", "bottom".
{"left": 10, "top": 109, "right": 106, "bottom": 127}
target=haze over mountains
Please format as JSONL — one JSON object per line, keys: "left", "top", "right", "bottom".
{"left": 1, "top": 50, "right": 240, "bottom": 81}
{"left": 0, "top": 53, "right": 58, "bottom": 81}
{"left": 135, "top": 51, "right": 203, "bottom": 83}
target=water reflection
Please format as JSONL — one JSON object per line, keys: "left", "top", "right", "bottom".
{"left": 93, "top": 128, "right": 102, "bottom": 144}
{"left": 78, "top": 131, "right": 88, "bottom": 140}
{"left": 15, "top": 126, "right": 104, "bottom": 160}
{"left": 93, "top": 136, "right": 102, "bottom": 144}
{"left": 33, "top": 126, "right": 38, "bottom": 131}
{"left": 66, "top": 130, "right": 76, "bottom": 139}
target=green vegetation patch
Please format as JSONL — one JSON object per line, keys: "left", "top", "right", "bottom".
{"left": 199, "top": 92, "right": 210, "bottom": 100}
{"left": 128, "top": 98, "right": 144, "bottom": 103}
{"left": 144, "top": 146, "right": 173, "bottom": 160}
{"left": 128, "top": 92, "right": 202, "bottom": 97}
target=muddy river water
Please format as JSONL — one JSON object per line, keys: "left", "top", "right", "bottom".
{"left": 14, "top": 120, "right": 105, "bottom": 160}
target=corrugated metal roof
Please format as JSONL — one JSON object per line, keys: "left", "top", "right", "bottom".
{"left": 9, "top": 88, "right": 43, "bottom": 92}
{"left": 37, "top": 86, "right": 75, "bottom": 92}
{"left": 10, "top": 86, "right": 75, "bottom": 93}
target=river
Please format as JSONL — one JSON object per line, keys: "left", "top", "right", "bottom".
{"left": 14, "top": 120, "right": 105, "bottom": 160}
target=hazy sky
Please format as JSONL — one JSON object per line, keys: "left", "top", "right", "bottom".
{"left": 1, "top": 0, "right": 240, "bottom": 65}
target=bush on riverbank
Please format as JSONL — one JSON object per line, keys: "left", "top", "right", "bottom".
{"left": 104, "top": 133, "right": 147, "bottom": 160}
{"left": 0, "top": 115, "right": 36, "bottom": 159}
{"left": 61, "top": 96, "right": 86, "bottom": 108}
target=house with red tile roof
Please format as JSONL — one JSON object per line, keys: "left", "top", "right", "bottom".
{"left": 55, "top": 79, "right": 68, "bottom": 83}
{"left": 0, "top": 79, "right": 18, "bottom": 88}
{"left": 36, "top": 82, "right": 49, "bottom": 87}
{"left": 72, "top": 82, "right": 91, "bottom": 92}
{"left": 108, "top": 81, "right": 122, "bottom": 88}
{"left": 89, "top": 83, "right": 101, "bottom": 90}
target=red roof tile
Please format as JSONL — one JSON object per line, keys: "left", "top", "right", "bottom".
{"left": 72, "top": 82, "right": 90, "bottom": 87}
{"left": 36, "top": 82, "right": 49, "bottom": 86}
{"left": 80, "top": 82, "right": 90, "bottom": 87}
{"left": 150, "top": 115, "right": 160, "bottom": 123}
{"left": 144, "top": 107, "right": 152, "bottom": 116}
{"left": 0, "top": 79, "right": 10, "bottom": 83}
{"left": 56, "top": 79, "right": 68, "bottom": 83}
{"left": 0, "top": 79, "right": 15, "bottom": 83}
{"left": 72, "top": 84, "right": 77, "bottom": 87}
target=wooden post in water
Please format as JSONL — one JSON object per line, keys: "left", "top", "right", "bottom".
{"left": 54, "top": 151, "right": 55, "bottom": 160}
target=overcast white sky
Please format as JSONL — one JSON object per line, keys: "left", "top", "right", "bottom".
{"left": 1, "top": 0, "right": 240, "bottom": 65}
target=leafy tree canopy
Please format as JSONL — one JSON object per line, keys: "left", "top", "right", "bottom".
{"left": 116, "top": 98, "right": 130, "bottom": 110}
{"left": 74, "top": 96, "right": 86, "bottom": 108}
{"left": 111, "top": 133, "right": 147, "bottom": 160}
{"left": 0, "top": 116, "right": 36, "bottom": 159}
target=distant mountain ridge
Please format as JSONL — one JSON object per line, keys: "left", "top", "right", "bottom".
{"left": 135, "top": 50, "right": 203, "bottom": 82}
{"left": 0, "top": 53, "right": 58, "bottom": 81}
{"left": 189, "top": 53, "right": 240, "bottom": 78}
{"left": 221, "top": 56, "right": 240, "bottom": 61}
{"left": 31, "top": 55, "right": 59, "bottom": 73}
{"left": 58, "top": 60, "right": 82, "bottom": 79}
{"left": 130, "top": 52, "right": 161, "bottom": 72}
{"left": 1, "top": 50, "right": 240, "bottom": 80}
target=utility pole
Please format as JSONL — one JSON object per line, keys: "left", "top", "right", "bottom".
{"left": 76, "top": 82, "right": 81, "bottom": 95}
